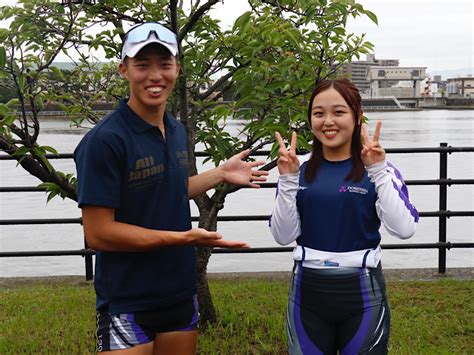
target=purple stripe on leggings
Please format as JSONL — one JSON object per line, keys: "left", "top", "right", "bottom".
{"left": 127, "top": 313, "right": 150, "bottom": 344}
{"left": 294, "top": 266, "right": 323, "bottom": 354}
{"left": 341, "top": 269, "right": 371, "bottom": 354}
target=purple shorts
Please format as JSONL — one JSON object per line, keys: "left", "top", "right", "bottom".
{"left": 96, "top": 295, "right": 199, "bottom": 352}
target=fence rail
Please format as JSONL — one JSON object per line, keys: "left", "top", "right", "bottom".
{"left": 1, "top": 143, "right": 473, "bottom": 280}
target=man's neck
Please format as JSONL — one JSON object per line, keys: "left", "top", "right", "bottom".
{"left": 127, "top": 98, "right": 166, "bottom": 132}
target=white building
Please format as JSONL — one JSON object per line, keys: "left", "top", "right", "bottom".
{"left": 367, "top": 67, "right": 427, "bottom": 98}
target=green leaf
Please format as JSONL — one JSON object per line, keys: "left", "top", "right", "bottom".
{"left": 12, "top": 146, "right": 30, "bottom": 157}
{"left": 233, "top": 11, "right": 252, "bottom": 32}
{"left": 269, "top": 141, "right": 280, "bottom": 160}
{"left": 40, "top": 145, "right": 58, "bottom": 154}
{"left": 6, "top": 98, "right": 20, "bottom": 106}
{"left": 0, "top": 103, "right": 10, "bottom": 116}
{"left": 0, "top": 46, "right": 6, "bottom": 68}
{"left": 50, "top": 66, "right": 65, "bottom": 81}
{"left": 46, "top": 190, "right": 59, "bottom": 203}
{"left": 0, "top": 113, "right": 16, "bottom": 126}
{"left": 363, "top": 10, "right": 378, "bottom": 25}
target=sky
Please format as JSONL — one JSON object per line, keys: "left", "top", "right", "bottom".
{"left": 210, "top": 0, "right": 473, "bottom": 77}
{"left": 2, "top": 0, "right": 473, "bottom": 78}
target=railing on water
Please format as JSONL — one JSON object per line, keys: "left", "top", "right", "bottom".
{"left": 1, "top": 143, "right": 473, "bottom": 281}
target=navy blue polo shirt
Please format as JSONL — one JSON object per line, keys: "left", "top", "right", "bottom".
{"left": 74, "top": 99, "right": 196, "bottom": 314}
{"left": 297, "top": 158, "right": 381, "bottom": 252}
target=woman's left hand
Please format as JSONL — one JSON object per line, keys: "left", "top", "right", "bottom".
{"left": 361, "top": 121, "right": 386, "bottom": 166}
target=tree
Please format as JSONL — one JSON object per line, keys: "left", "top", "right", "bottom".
{"left": 0, "top": 0, "right": 376, "bottom": 324}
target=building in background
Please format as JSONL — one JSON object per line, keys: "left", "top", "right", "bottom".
{"left": 341, "top": 54, "right": 399, "bottom": 95}
{"left": 446, "top": 76, "right": 474, "bottom": 98}
{"left": 367, "top": 67, "right": 427, "bottom": 98}
{"left": 428, "top": 75, "right": 445, "bottom": 97}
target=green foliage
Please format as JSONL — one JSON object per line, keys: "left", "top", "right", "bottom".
{"left": 0, "top": 0, "right": 381, "bottom": 324}
{"left": 0, "top": 46, "right": 6, "bottom": 68}
{"left": 0, "top": 0, "right": 378, "bottom": 196}
{"left": 0, "top": 278, "right": 472, "bottom": 353}
{"left": 39, "top": 171, "right": 77, "bottom": 202}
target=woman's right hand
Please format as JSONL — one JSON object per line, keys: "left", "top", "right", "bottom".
{"left": 275, "top": 131, "right": 300, "bottom": 175}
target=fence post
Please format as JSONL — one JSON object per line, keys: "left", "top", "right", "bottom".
{"left": 438, "top": 142, "right": 448, "bottom": 273}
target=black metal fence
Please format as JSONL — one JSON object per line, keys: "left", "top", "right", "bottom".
{"left": 1, "top": 143, "right": 473, "bottom": 281}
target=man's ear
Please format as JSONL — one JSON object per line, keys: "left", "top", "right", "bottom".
{"left": 175, "top": 61, "right": 181, "bottom": 76}
{"left": 118, "top": 62, "right": 128, "bottom": 80}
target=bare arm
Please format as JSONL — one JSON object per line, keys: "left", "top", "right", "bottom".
{"left": 82, "top": 206, "right": 249, "bottom": 251}
{"left": 188, "top": 149, "right": 269, "bottom": 199}
{"left": 188, "top": 166, "right": 225, "bottom": 199}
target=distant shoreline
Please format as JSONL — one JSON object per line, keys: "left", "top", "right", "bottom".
{"left": 29, "top": 106, "right": 474, "bottom": 119}
{"left": 363, "top": 106, "right": 474, "bottom": 112}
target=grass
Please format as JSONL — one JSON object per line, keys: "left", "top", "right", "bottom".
{"left": 0, "top": 278, "right": 472, "bottom": 354}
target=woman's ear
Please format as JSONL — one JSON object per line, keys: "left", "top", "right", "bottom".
{"left": 358, "top": 111, "right": 364, "bottom": 125}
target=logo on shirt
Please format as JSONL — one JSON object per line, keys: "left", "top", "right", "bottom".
{"left": 176, "top": 150, "right": 189, "bottom": 167}
{"left": 128, "top": 156, "right": 164, "bottom": 183}
{"left": 338, "top": 185, "right": 368, "bottom": 195}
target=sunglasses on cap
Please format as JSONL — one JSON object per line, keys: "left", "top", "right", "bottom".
{"left": 121, "top": 22, "right": 179, "bottom": 60}
{"left": 124, "top": 22, "right": 177, "bottom": 45}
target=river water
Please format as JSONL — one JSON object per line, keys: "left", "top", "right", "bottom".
{"left": 0, "top": 109, "right": 473, "bottom": 277}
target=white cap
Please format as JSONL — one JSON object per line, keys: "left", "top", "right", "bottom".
{"left": 121, "top": 32, "right": 178, "bottom": 60}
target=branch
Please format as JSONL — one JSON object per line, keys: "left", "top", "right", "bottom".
{"left": 170, "top": 0, "right": 179, "bottom": 34}
{"left": 93, "top": 4, "right": 140, "bottom": 24}
{"left": 34, "top": 5, "right": 80, "bottom": 75}
{"left": 178, "top": 0, "right": 221, "bottom": 41}
{"left": 0, "top": 137, "right": 77, "bottom": 201}
{"left": 260, "top": 0, "right": 306, "bottom": 16}
{"left": 197, "top": 69, "right": 234, "bottom": 101}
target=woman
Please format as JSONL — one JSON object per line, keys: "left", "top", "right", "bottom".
{"left": 270, "top": 78, "right": 418, "bottom": 354}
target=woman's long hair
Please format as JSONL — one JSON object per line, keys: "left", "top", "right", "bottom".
{"left": 304, "top": 78, "right": 365, "bottom": 183}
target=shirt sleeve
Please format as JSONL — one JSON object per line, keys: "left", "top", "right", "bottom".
{"left": 269, "top": 173, "right": 301, "bottom": 245}
{"left": 366, "top": 160, "right": 419, "bottom": 239}
{"left": 74, "top": 131, "right": 124, "bottom": 209}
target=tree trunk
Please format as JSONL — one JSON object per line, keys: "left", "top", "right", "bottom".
{"left": 176, "top": 68, "right": 222, "bottom": 325}
{"left": 196, "top": 246, "right": 216, "bottom": 325}
{"left": 194, "top": 192, "right": 222, "bottom": 326}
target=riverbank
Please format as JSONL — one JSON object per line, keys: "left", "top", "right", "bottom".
{"left": 1, "top": 267, "right": 472, "bottom": 290}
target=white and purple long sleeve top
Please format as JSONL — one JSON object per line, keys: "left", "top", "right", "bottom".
{"left": 269, "top": 155, "right": 419, "bottom": 268}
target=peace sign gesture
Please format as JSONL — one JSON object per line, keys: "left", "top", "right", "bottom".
{"left": 275, "top": 131, "right": 300, "bottom": 175}
{"left": 361, "top": 121, "right": 386, "bottom": 166}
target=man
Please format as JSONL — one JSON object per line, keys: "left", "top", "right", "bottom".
{"left": 74, "top": 22, "right": 268, "bottom": 354}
